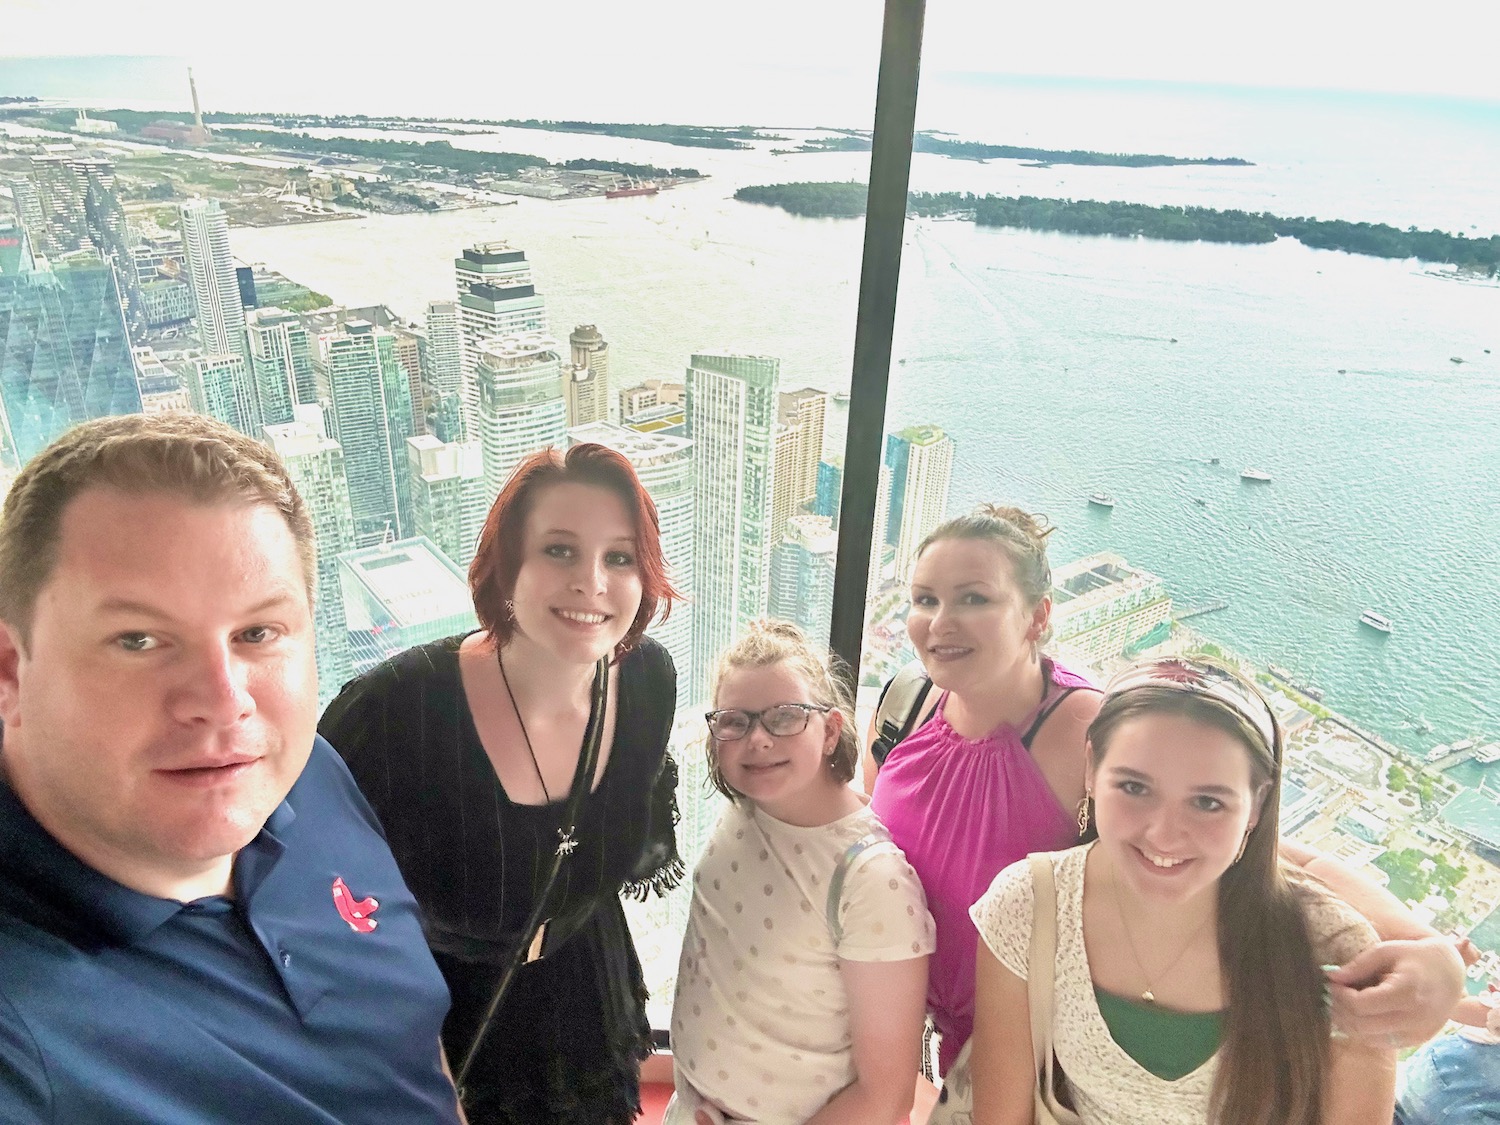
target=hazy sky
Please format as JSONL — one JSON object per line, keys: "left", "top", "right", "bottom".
{"left": 3, "top": 0, "right": 1499, "bottom": 113}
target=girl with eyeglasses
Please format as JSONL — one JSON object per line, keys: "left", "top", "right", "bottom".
{"left": 667, "top": 620, "right": 935, "bottom": 1125}
{"left": 969, "top": 658, "right": 1396, "bottom": 1125}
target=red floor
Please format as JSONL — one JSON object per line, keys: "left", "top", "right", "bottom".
{"left": 634, "top": 1077, "right": 938, "bottom": 1123}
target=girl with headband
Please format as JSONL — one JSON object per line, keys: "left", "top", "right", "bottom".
{"left": 969, "top": 657, "right": 1396, "bottom": 1124}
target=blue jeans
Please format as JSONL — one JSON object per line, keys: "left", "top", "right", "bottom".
{"left": 1395, "top": 1033, "right": 1500, "bottom": 1124}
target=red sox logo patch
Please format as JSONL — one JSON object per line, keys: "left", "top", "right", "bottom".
{"left": 331, "top": 877, "right": 379, "bottom": 933}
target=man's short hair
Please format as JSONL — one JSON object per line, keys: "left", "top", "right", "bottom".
{"left": 0, "top": 413, "right": 316, "bottom": 644}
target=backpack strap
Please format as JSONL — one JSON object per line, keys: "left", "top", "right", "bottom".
{"left": 872, "top": 659, "right": 935, "bottom": 768}
{"left": 826, "top": 833, "right": 900, "bottom": 945}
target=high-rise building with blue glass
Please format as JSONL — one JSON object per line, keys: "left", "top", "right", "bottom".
{"left": 0, "top": 252, "right": 139, "bottom": 469}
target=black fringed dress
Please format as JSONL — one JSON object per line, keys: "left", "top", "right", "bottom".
{"left": 319, "top": 634, "right": 682, "bottom": 1124}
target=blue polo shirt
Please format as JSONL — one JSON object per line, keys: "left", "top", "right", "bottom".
{"left": 0, "top": 736, "right": 463, "bottom": 1124}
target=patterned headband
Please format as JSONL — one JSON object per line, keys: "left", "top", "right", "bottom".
{"left": 1103, "top": 657, "right": 1278, "bottom": 753}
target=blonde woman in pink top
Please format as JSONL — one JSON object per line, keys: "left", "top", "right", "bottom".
{"left": 866, "top": 505, "right": 1468, "bottom": 1089}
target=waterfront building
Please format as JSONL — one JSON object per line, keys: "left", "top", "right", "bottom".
{"left": 1049, "top": 552, "right": 1173, "bottom": 667}
{"left": 131, "top": 347, "right": 192, "bottom": 413}
{"left": 686, "top": 352, "right": 778, "bottom": 703}
{"left": 620, "top": 378, "right": 684, "bottom": 419}
{"left": 29, "top": 155, "right": 89, "bottom": 256}
{"left": 392, "top": 323, "right": 427, "bottom": 433}
{"left": 814, "top": 457, "right": 842, "bottom": 525}
{"left": 186, "top": 352, "right": 260, "bottom": 438}
{"left": 140, "top": 280, "right": 194, "bottom": 328}
{"left": 566, "top": 324, "right": 611, "bottom": 426}
{"left": 769, "top": 388, "right": 828, "bottom": 548}
{"left": 475, "top": 332, "right": 567, "bottom": 497}
{"left": 884, "top": 423, "right": 954, "bottom": 583}
{"left": 424, "top": 298, "right": 464, "bottom": 395}
{"left": 247, "top": 306, "right": 317, "bottom": 414}
{"left": 455, "top": 242, "right": 545, "bottom": 434}
{"left": 338, "top": 536, "right": 478, "bottom": 676}
{"left": 4, "top": 178, "right": 45, "bottom": 257}
{"left": 322, "top": 319, "right": 416, "bottom": 547}
{"left": 179, "top": 199, "right": 252, "bottom": 371}
{"left": 265, "top": 419, "right": 355, "bottom": 707}
{"left": 569, "top": 421, "right": 695, "bottom": 710}
{"left": 768, "top": 513, "right": 838, "bottom": 652}
{"left": 0, "top": 255, "right": 139, "bottom": 469}
{"left": 407, "top": 435, "right": 488, "bottom": 570}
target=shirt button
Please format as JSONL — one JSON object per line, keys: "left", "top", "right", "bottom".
{"left": 280, "top": 949, "right": 292, "bottom": 968}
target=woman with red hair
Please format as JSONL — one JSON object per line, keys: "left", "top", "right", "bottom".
{"left": 321, "top": 443, "right": 683, "bottom": 1124}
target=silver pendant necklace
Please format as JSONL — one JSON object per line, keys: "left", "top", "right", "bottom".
{"left": 498, "top": 648, "right": 578, "bottom": 859}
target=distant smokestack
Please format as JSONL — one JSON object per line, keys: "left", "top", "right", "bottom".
{"left": 188, "top": 67, "right": 209, "bottom": 136}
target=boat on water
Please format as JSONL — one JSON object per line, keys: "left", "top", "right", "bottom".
{"left": 1475, "top": 743, "right": 1500, "bottom": 765}
{"left": 1359, "top": 609, "right": 1394, "bottom": 633}
{"left": 1087, "top": 492, "right": 1115, "bottom": 509}
{"left": 1426, "top": 744, "right": 1452, "bottom": 764}
{"left": 1240, "top": 468, "right": 1273, "bottom": 483}
{"left": 605, "top": 180, "right": 660, "bottom": 199}
{"left": 1193, "top": 497, "right": 1208, "bottom": 506}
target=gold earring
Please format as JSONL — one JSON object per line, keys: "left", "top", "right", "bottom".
{"left": 1076, "top": 791, "right": 1092, "bottom": 837}
{"left": 1233, "top": 828, "right": 1251, "bottom": 864}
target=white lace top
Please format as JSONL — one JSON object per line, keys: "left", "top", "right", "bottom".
{"left": 970, "top": 845, "right": 1376, "bottom": 1125}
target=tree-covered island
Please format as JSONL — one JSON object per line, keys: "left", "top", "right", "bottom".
{"left": 775, "top": 130, "right": 1250, "bottom": 168}
{"left": 733, "top": 183, "right": 1500, "bottom": 274}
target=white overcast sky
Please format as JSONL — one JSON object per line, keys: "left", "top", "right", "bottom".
{"left": 3, "top": 0, "right": 1499, "bottom": 104}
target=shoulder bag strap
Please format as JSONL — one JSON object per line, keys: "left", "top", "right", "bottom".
{"left": 1026, "top": 853, "right": 1081, "bottom": 1124}
{"left": 455, "top": 657, "right": 610, "bottom": 1096}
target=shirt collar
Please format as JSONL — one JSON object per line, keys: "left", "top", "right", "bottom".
{"left": 0, "top": 776, "right": 297, "bottom": 947}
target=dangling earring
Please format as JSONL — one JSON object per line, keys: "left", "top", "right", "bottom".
{"left": 1233, "top": 828, "right": 1251, "bottom": 864}
{"left": 1076, "top": 791, "right": 1092, "bottom": 838}
{"left": 504, "top": 598, "right": 515, "bottom": 619}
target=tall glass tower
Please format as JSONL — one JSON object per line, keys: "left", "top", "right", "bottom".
{"left": 685, "top": 352, "right": 779, "bottom": 704}
{"left": 568, "top": 421, "right": 696, "bottom": 711}
{"left": 265, "top": 416, "right": 355, "bottom": 708}
{"left": 323, "top": 320, "right": 416, "bottom": 547}
{"left": 475, "top": 333, "right": 566, "bottom": 497}
{"left": 0, "top": 255, "right": 140, "bottom": 469}
{"left": 179, "top": 199, "right": 251, "bottom": 371}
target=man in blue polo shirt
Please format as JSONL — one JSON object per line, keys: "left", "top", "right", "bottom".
{"left": 0, "top": 414, "right": 465, "bottom": 1123}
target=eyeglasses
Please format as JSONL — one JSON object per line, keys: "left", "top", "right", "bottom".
{"left": 705, "top": 703, "right": 833, "bottom": 740}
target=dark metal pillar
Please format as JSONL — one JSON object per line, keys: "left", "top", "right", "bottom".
{"left": 828, "top": 0, "right": 926, "bottom": 688}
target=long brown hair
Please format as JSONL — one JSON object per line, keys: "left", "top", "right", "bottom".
{"left": 1087, "top": 676, "right": 1329, "bottom": 1125}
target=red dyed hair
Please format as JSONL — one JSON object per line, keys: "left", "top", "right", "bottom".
{"left": 469, "top": 443, "right": 680, "bottom": 657}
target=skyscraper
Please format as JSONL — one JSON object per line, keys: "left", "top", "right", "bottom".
{"left": 179, "top": 199, "right": 251, "bottom": 371}
{"left": 475, "top": 332, "right": 566, "bottom": 497}
{"left": 424, "top": 299, "right": 463, "bottom": 398}
{"left": 568, "top": 421, "right": 695, "bottom": 710}
{"left": 566, "top": 324, "right": 611, "bottom": 427}
{"left": 768, "top": 513, "right": 838, "bottom": 652}
{"left": 265, "top": 417, "right": 356, "bottom": 708}
{"left": 768, "top": 388, "right": 828, "bottom": 551}
{"left": 406, "top": 435, "right": 488, "bottom": 570}
{"left": 247, "top": 306, "right": 318, "bottom": 408}
{"left": 391, "top": 323, "right": 426, "bottom": 433}
{"left": 4, "top": 178, "right": 45, "bottom": 257}
{"left": 885, "top": 424, "right": 954, "bottom": 582}
{"left": 185, "top": 353, "right": 260, "bottom": 437}
{"left": 29, "top": 156, "right": 88, "bottom": 256}
{"left": 685, "top": 352, "right": 778, "bottom": 703}
{"left": 455, "top": 242, "right": 545, "bottom": 435}
{"left": 339, "top": 537, "right": 477, "bottom": 676}
{"left": 322, "top": 319, "right": 416, "bottom": 546}
{"left": 0, "top": 255, "right": 140, "bottom": 469}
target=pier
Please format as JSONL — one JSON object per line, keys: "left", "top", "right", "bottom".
{"left": 1173, "top": 599, "right": 1229, "bottom": 621}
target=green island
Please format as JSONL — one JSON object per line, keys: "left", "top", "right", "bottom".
{"left": 486, "top": 120, "right": 783, "bottom": 149}
{"left": 212, "top": 129, "right": 701, "bottom": 182}
{"left": 775, "top": 130, "right": 1250, "bottom": 168}
{"left": 733, "top": 182, "right": 1500, "bottom": 273}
